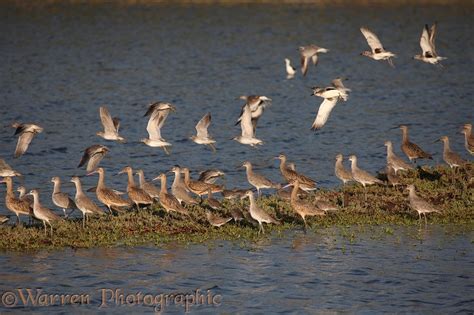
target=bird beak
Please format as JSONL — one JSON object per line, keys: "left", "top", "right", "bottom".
{"left": 389, "top": 126, "right": 399, "bottom": 130}
{"left": 118, "top": 167, "right": 129, "bottom": 175}
{"left": 433, "top": 139, "right": 441, "bottom": 143}
{"left": 170, "top": 105, "right": 176, "bottom": 112}
{"left": 151, "top": 175, "right": 161, "bottom": 181}
{"left": 86, "top": 170, "right": 98, "bottom": 176}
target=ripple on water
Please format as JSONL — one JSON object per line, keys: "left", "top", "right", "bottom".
{"left": 0, "top": 4, "right": 473, "bottom": 313}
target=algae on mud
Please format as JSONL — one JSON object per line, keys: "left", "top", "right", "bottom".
{"left": 0, "top": 164, "right": 472, "bottom": 251}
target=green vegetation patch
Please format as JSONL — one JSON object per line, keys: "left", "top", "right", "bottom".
{"left": 0, "top": 164, "right": 472, "bottom": 251}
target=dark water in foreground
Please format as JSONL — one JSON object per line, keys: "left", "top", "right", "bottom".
{"left": 0, "top": 227, "right": 473, "bottom": 313}
{"left": 0, "top": 3, "right": 473, "bottom": 313}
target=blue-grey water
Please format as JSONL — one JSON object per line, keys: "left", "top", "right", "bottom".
{"left": 0, "top": 227, "right": 473, "bottom": 313}
{"left": 0, "top": 3, "right": 473, "bottom": 313}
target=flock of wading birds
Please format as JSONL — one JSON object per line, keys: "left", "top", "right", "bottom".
{"left": 0, "top": 23, "right": 473, "bottom": 236}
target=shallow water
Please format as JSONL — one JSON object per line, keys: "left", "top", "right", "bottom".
{"left": 0, "top": 4, "right": 473, "bottom": 204}
{"left": 0, "top": 226, "right": 473, "bottom": 313}
{"left": 0, "top": 3, "right": 473, "bottom": 313}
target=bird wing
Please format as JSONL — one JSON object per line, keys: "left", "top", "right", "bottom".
{"left": 129, "top": 187, "right": 154, "bottom": 204}
{"left": 356, "top": 169, "right": 383, "bottom": 184}
{"left": 146, "top": 111, "right": 165, "bottom": 140}
{"left": 331, "top": 78, "right": 350, "bottom": 92}
{"left": 240, "top": 105, "right": 255, "bottom": 138}
{"left": 13, "top": 123, "right": 26, "bottom": 135}
{"left": 143, "top": 103, "right": 157, "bottom": 117}
{"left": 78, "top": 145, "right": 106, "bottom": 170}
{"left": 413, "top": 195, "right": 440, "bottom": 213}
{"left": 78, "top": 145, "right": 100, "bottom": 168}
{"left": 246, "top": 96, "right": 261, "bottom": 111}
{"left": 155, "top": 109, "right": 169, "bottom": 130}
{"left": 112, "top": 117, "right": 121, "bottom": 132}
{"left": 360, "top": 27, "right": 384, "bottom": 53}
{"left": 235, "top": 103, "right": 246, "bottom": 125}
{"left": 300, "top": 56, "right": 309, "bottom": 76}
{"left": 446, "top": 151, "right": 466, "bottom": 166}
{"left": 420, "top": 25, "right": 434, "bottom": 57}
{"left": 54, "top": 192, "right": 76, "bottom": 209}
{"left": 312, "top": 98, "right": 338, "bottom": 130}
{"left": 161, "top": 193, "right": 188, "bottom": 214}
{"left": 429, "top": 22, "right": 438, "bottom": 55}
{"left": 467, "top": 134, "right": 474, "bottom": 149}
{"left": 142, "top": 182, "right": 161, "bottom": 198}
{"left": 77, "top": 148, "right": 92, "bottom": 168}
{"left": 198, "top": 169, "right": 224, "bottom": 183}
{"left": 14, "top": 131, "right": 34, "bottom": 158}
{"left": 253, "top": 173, "right": 276, "bottom": 187}
{"left": 144, "top": 102, "right": 173, "bottom": 118}
{"left": 99, "top": 107, "right": 118, "bottom": 134}
{"left": 43, "top": 207, "right": 62, "bottom": 221}
{"left": 78, "top": 196, "right": 104, "bottom": 215}
{"left": 258, "top": 208, "right": 280, "bottom": 224}
{"left": 86, "top": 150, "right": 106, "bottom": 172}
{"left": 406, "top": 142, "right": 432, "bottom": 159}
{"left": 0, "top": 159, "right": 13, "bottom": 171}
{"left": 195, "top": 113, "right": 211, "bottom": 139}
{"left": 101, "top": 188, "right": 130, "bottom": 207}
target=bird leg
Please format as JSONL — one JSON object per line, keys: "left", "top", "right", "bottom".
{"left": 388, "top": 58, "right": 395, "bottom": 68}
{"left": 208, "top": 144, "right": 216, "bottom": 153}
{"left": 43, "top": 221, "right": 47, "bottom": 235}
{"left": 341, "top": 184, "right": 345, "bottom": 208}
{"left": 83, "top": 213, "right": 86, "bottom": 228}
{"left": 424, "top": 213, "right": 428, "bottom": 225}
{"left": 50, "top": 223, "right": 53, "bottom": 238}
{"left": 418, "top": 212, "right": 422, "bottom": 224}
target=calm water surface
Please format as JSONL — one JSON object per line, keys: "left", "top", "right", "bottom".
{"left": 0, "top": 227, "right": 473, "bottom": 313}
{"left": 0, "top": 3, "right": 473, "bottom": 313}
